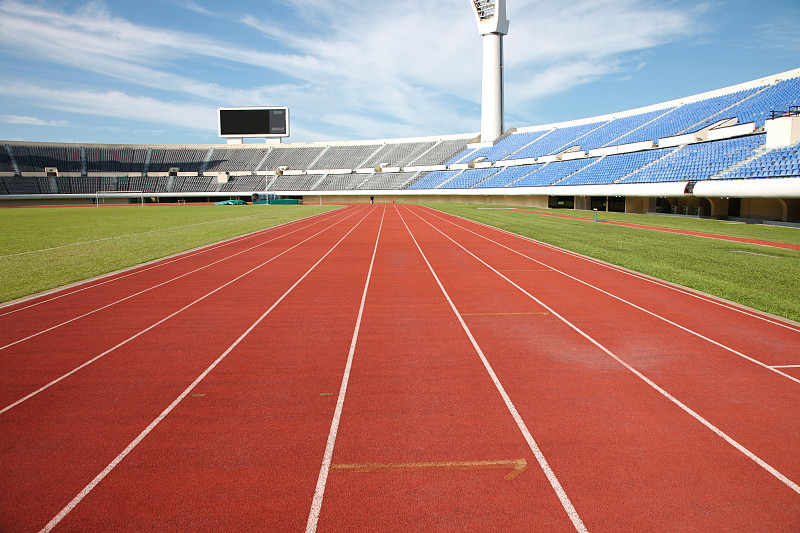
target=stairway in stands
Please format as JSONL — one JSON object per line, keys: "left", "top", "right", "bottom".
{"left": 712, "top": 146, "right": 770, "bottom": 180}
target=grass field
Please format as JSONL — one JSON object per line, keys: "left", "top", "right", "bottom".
{"left": 0, "top": 204, "right": 340, "bottom": 303}
{"left": 423, "top": 204, "right": 800, "bottom": 323}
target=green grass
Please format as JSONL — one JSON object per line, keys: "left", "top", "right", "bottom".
{"left": 422, "top": 204, "right": 800, "bottom": 322}
{"left": 0, "top": 204, "right": 340, "bottom": 303}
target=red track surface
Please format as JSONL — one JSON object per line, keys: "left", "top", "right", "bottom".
{"left": 1, "top": 204, "right": 799, "bottom": 532}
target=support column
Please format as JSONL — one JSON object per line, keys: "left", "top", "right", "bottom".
{"left": 481, "top": 33, "right": 504, "bottom": 143}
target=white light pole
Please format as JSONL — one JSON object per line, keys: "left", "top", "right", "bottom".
{"left": 470, "top": 0, "right": 509, "bottom": 144}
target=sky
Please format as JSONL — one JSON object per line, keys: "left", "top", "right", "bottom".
{"left": 0, "top": 0, "right": 798, "bottom": 145}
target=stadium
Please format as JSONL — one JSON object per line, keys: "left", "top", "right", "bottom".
{"left": 3, "top": 67, "right": 800, "bottom": 222}
{"left": 2, "top": 0, "right": 800, "bottom": 531}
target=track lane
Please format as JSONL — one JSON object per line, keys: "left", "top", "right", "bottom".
{"left": 0, "top": 207, "right": 368, "bottom": 532}
{"left": 312, "top": 207, "right": 581, "bottom": 531}
{"left": 404, "top": 204, "right": 800, "bottom": 531}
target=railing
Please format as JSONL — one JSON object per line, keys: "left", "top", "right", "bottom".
{"left": 770, "top": 106, "right": 800, "bottom": 120}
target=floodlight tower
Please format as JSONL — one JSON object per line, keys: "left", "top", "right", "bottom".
{"left": 470, "top": 0, "right": 509, "bottom": 144}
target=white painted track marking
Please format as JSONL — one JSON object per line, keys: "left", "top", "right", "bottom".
{"left": 0, "top": 209, "right": 347, "bottom": 351}
{"left": 422, "top": 206, "right": 800, "bottom": 335}
{"left": 417, "top": 207, "right": 800, "bottom": 384}
{"left": 0, "top": 208, "right": 342, "bottom": 318}
{"left": 397, "top": 206, "right": 589, "bottom": 533}
{"left": 0, "top": 207, "right": 365, "bottom": 416}
{"left": 306, "top": 206, "right": 385, "bottom": 533}
{"left": 38, "top": 207, "right": 373, "bottom": 533}
{"left": 408, "top": 206, "right": 800, "bottom": 498}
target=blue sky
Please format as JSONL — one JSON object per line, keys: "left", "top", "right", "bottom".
{"left": 0, "top": 0, "right": 798, "bottom": 145}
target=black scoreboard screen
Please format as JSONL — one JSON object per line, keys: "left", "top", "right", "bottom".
{"left": 218, "top": 107, "right": 289, "bottom": 137}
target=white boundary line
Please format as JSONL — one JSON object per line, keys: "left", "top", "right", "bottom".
{"left": 397, "top": 206, "right": 588, "bottom": 533}
{"left": 0, "top": 207, "right": 366, "bottom": 416}
{"left": 408, "top": 206, "right": 800, "bottom": 498}
{"left": 0, "top": 207, "right": 344, "bottom": 316}
{"left": 38, "top": 206, "right": 374, "bottom": 533}
{"left": 0, "top": 208, "right": 352, "bottom": 353}
{"left": 419, "top": 207, "right": 800, "bottom": 384}
{"left": 306, "top": 205, "right": 386, "bottom": 533}
{"left": 422, "top": 206, "right": 800, "bottom": 334}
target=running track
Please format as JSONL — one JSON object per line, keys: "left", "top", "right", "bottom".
{"left": 1, "top": 204, "right": 799, "bottom": 532}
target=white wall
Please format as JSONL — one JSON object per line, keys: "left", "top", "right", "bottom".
{"left": 765, "top": 116, "right": 800, "bottom": 149}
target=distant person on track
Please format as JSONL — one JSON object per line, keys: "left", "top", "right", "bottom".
{"left": 370, "top": 195, "right": 374, "bottom": 206}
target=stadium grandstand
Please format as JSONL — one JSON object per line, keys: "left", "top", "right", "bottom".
{"left": 2, "top": 68, "right": 800, "bottom": 223}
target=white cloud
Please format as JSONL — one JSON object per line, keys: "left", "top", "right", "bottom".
{"left": 0, "top": 0, "right": 709, "bottom": 142}
{"left": 0, "top": 0, "right": 308, "bottom": 82}
{"left": 509, "top": 0, "right": 704, "bottom": 63}
{"left": 169, "top": 0, "right": 216, "bottom": 17}
{"left": 754, "top": 18, "right": 800, "bottom": 53}
{"left": 0, "top": 114, "right": 68, "bottom": 127}
{"left": 240, "top": 0, "right": 706, "bottom": 131}
{"left": 0, "top": 81, "right": 214, "bottom": 130}
{"left": 504, "top": 0, "right": 707, "bottom": 109}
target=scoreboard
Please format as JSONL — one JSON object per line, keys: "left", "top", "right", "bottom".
{"left": 218, "top": 107, "right": 289, "bottom": 139}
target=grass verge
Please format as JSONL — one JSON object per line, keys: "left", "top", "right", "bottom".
{"left": 423, "top": 204, "right": 800, "bottom": 322}
{"left": 0, "top": 204, "right": 340, "bottom": 303}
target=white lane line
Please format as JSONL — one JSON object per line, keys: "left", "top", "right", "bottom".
{"left": 397, "top": 206, "right": 588, "bottom": 533}
{"left": 409, "top": 206, "right": 800, "bottom": 498}
{"left": 731, "top": 250, "right": 782, "bottom": 258}
{"left": 418, "top": 207, "right": 800, "bottom": 385}
{"left": 38, "top": 206, "right": 373, "bottom": 533}
{"left": 0, "top": 209, "right": 349, "bottom": 352}
{"left": 0, "top": 208, "right": 365, "bottom": 416}
{"left": 422, "top": 206, "right": 800, "bottom": 335}
{"left": 0, "top": 208, "right": 343, "bottom": 317}
{"left": 306, "top": 205, "right": 385, "bottom": 533}
{"left": 772, "top": 365, "right": 800, "bottom": 369}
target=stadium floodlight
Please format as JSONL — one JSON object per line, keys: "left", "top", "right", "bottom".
{"left": 470, "top": 0, "right": 509, "bottom": 144}
{"left": 471, "top": 0, "right": 508, "bottom": 34}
